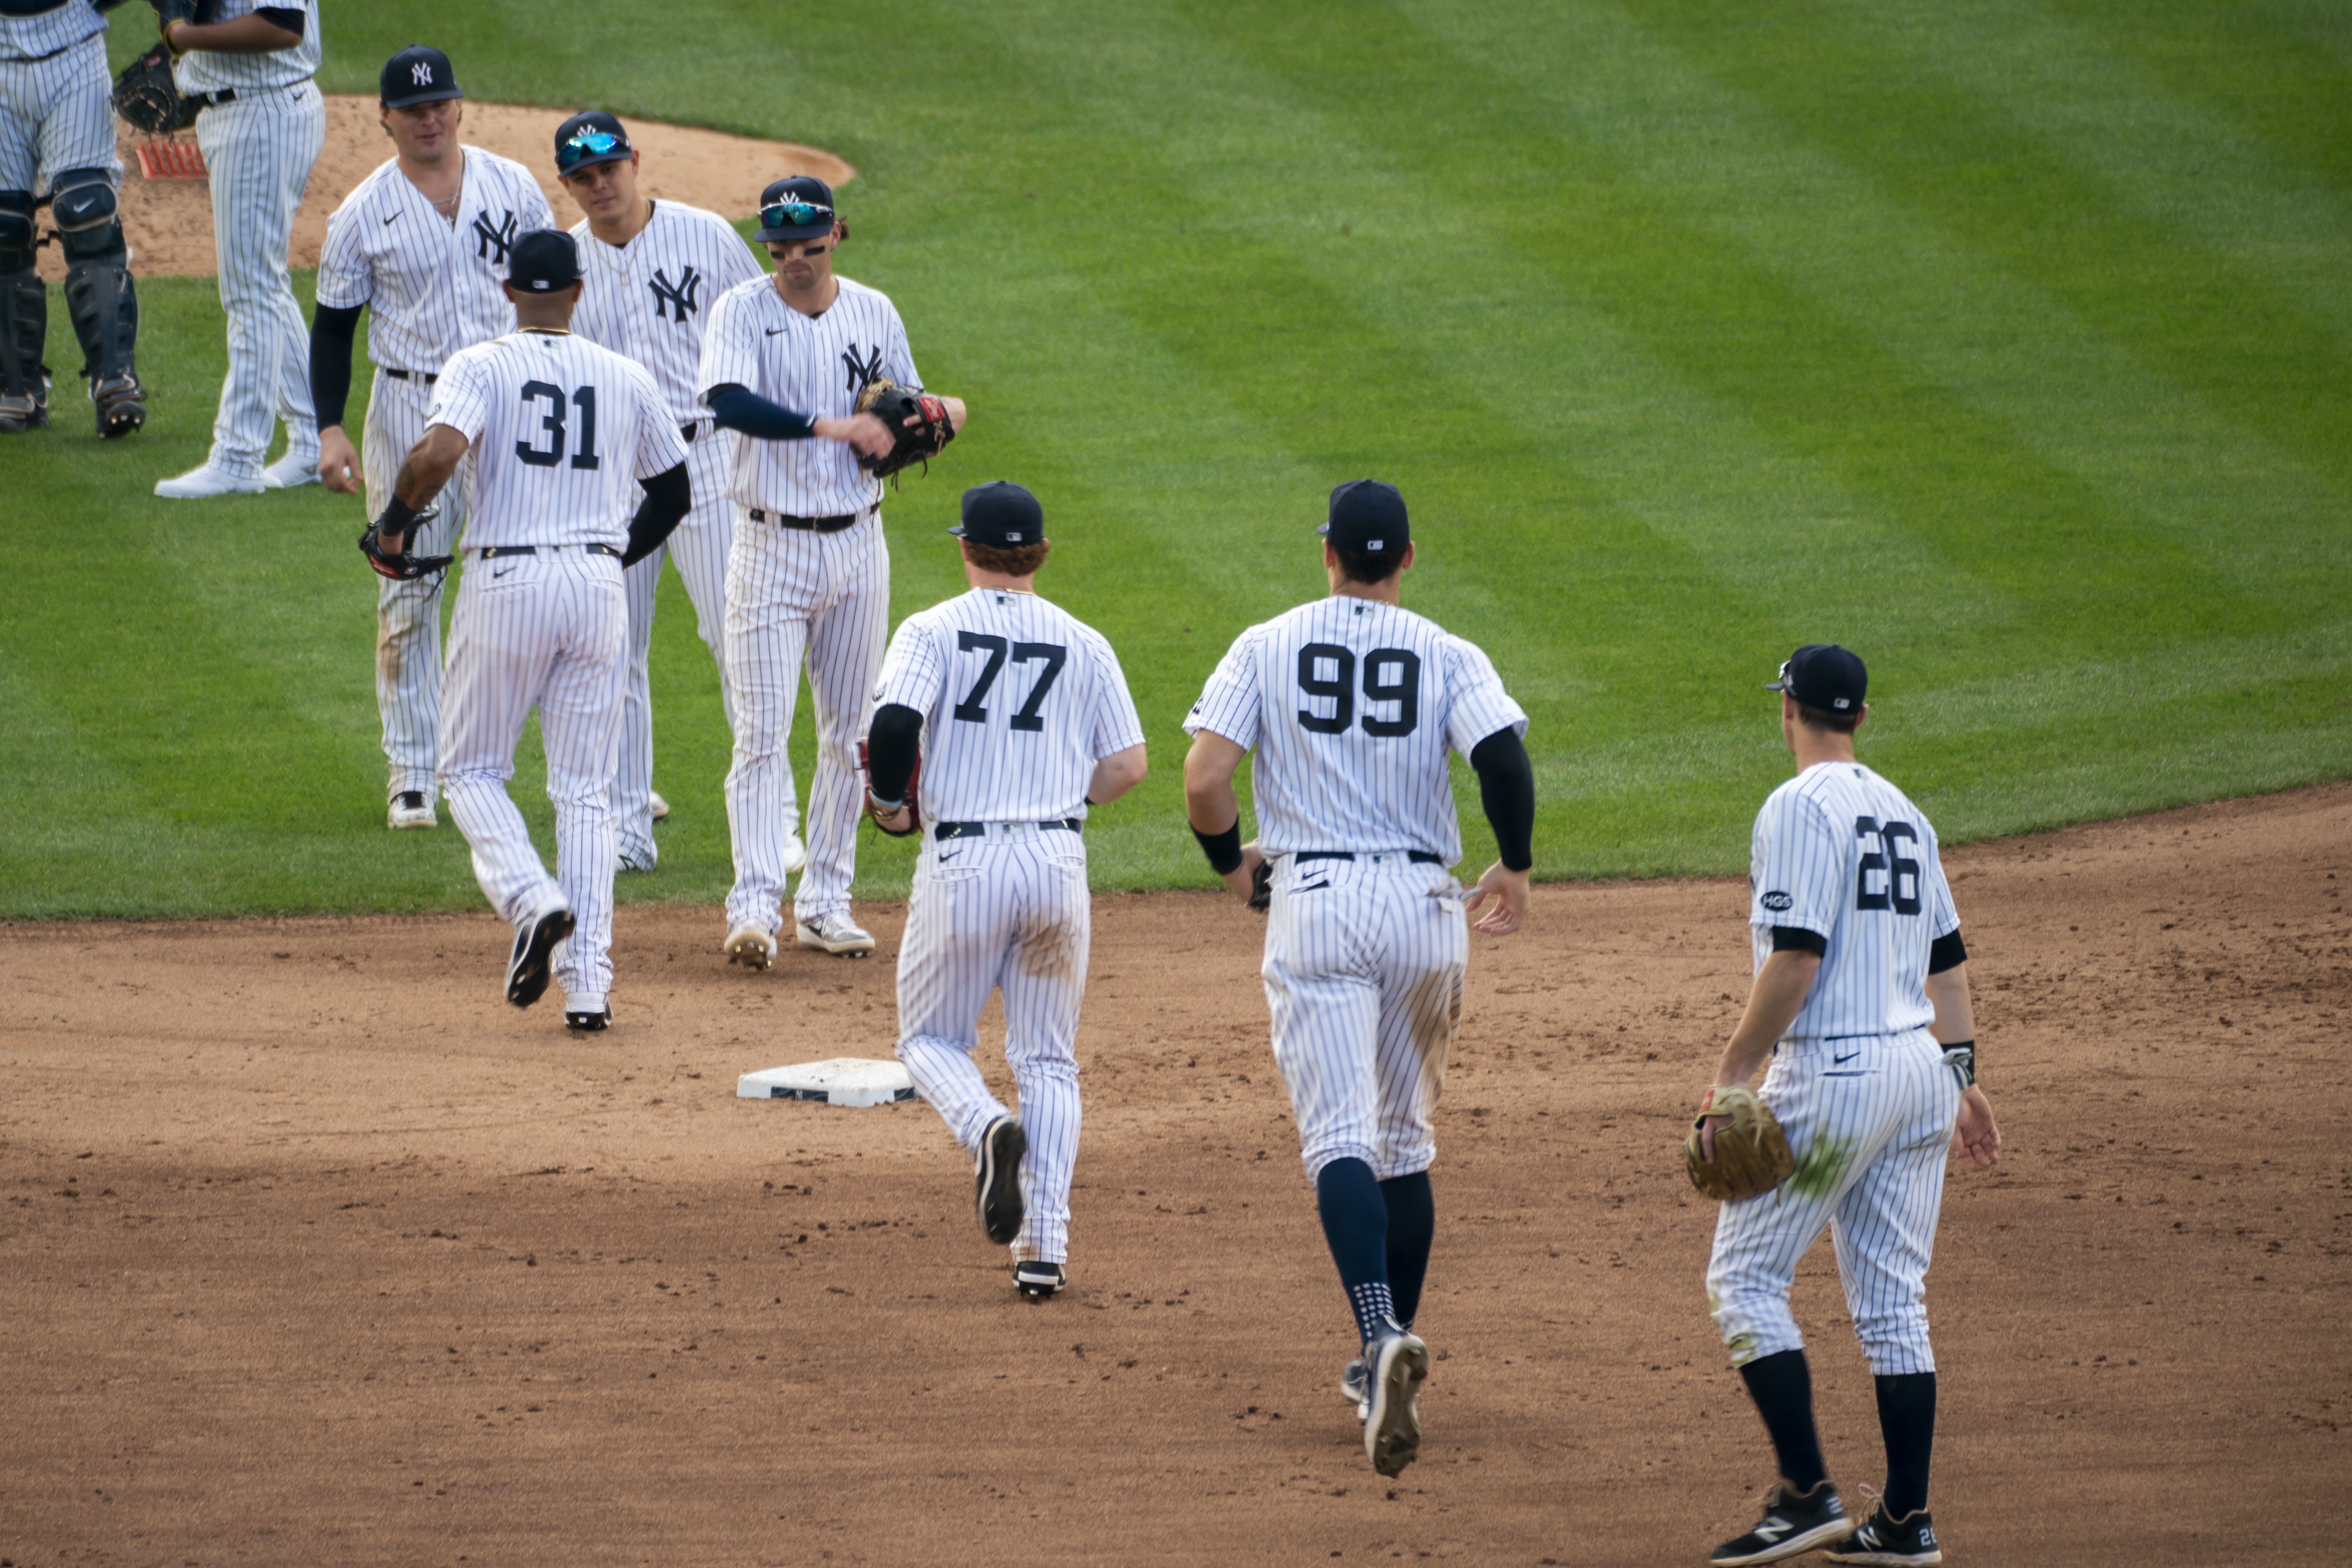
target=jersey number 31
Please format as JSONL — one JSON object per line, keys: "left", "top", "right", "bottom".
{"left": 516, "top": 381, "right": 601, "bottom": 470}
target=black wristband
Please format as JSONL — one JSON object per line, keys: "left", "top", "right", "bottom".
{"left": 376, "top": 495, "right": 420, "bottom": 534}
{"left": 1941, "top": 1040, "right": 1976, "bottom": 1090}
{"left": 1192, "top": 821, "right": 1244, "bottom": 876}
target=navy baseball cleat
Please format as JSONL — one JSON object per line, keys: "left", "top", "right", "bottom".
{"left": 1338, "top": 1356, "right": 1370, "bottom": 1416}
{"left": 505, "top": 899, "right": 575, "bottom": 1009}
{"left": 1014, "top": 1260, "right": 1065, "bottom": 1298}
{"left": 564, "top": 1006, "right": 611, "bottom": 1032}
{"left": 1361, "top": 1330, "right": 1429, "bottom": 1478}
{"left": 975, "top": 1116, "right": 1027, "bottom": 1244}
{"left": 1711, "top": 1481, "right": 1853, "bottom": 1565}
{"left": 1823, "top": 1505, "right": 1940, "bottom": 1566}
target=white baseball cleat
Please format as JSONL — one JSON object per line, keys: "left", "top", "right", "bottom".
{"left": 618, "top": 846, "right": 658, "bottom": 873}
{"left": 154, "top": 463, "right": 266, "bottom": 498}
{"left": 649, "top": 790, "right": 669, "bottom": 822}
{"left": 724, "top": 923, "right": 776, "bottom": 970}
{"left": 387, "top": 790, "right": 437, "bottom": 829}
{"left": 796, "top": 911, "right": 874, "bottom": 958}
{"left": 260, "top": 450, "right": 322, "bottom": 489}
{"left": 1362, "top": 1330, "right": 1430, "bottom": 1478}
{"left": 782, "top": 831, "right": 807, "bottom": 875}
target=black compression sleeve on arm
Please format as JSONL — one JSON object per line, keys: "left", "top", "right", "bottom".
{"left": 255, "top": 7, "right": 305, "bottom": 33}
{"left": 1468, "top": 726, "right": 1535, "bottom": 873}
{"left": 1928, "top": 930, "right": 1967, "bottom": 974}
{"left": 1772, "top": 926, "right": 1828, "bottom": 955}
{"left": 706, "top": 383, "right": 817, "bottom": 441}
{"left": 1193, "top": 821, "right": 1244, "bottom": 876}
{"left": 866, "top": 704, "right": 923, "bottom": 802}
{"left": 310, "top": 304, "right": 361, "bottom": 434}
{"left": 620, "top": 461, "right": 692, "bottom": 567}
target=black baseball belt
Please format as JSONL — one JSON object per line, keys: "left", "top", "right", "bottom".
{"left": 385, "top": 368, "right": 438, "bottom": 384}
{"left": 748, "top": 507, "right": 862, "bottom": 533}
{"left": 1293, "top": 850, "right": 1443, "bottom": 866}
{"left": 188, "top": 77, "right": 312, "bottom": 109}
{"left": 474, "top": 543, "right": 623, "bottom": 560}
{"left": 933, "top": 820, "right": 1082, "bottom": 841}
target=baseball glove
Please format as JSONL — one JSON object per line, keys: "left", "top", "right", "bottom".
{"left": 113, "top": 43, "right": 198, "bottom": 135}
{"left": 853, "top": 375, "right": 954, "bottom": 482}
{"left": 1683, "top": 1085, "right": 1795, "bottom": 1203}
{"left": 359, "top": 504, "right": 452, "bottom": 583}
{"left": 1245, "top": 858, "right": 1272, "bottom": 913}
{"left": 856, "top": 737, "right": 922, "bottom": 837}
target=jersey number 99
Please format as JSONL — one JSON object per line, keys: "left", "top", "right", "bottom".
{"left": 1297, "top": 643, "right": 1420, "bottom": 737}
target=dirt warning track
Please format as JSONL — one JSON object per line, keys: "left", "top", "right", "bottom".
{"left": 2, "top": 786, "right": 2347, "bottom": 1565}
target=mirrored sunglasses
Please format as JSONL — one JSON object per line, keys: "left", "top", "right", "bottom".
{"left": 761, "top": 198, "right": 834, "bottom": 232}
{"left": 558, "top": 129, "right": 624, "bottom": 170}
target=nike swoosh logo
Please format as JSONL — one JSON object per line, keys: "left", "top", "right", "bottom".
{"left": 1294, "top": 878, "right": 1330, "bottom": 894}
{"left": 764, "top": 327, "right": 786, "bottom": 336}
{"left": 493, "top": 565, "right": 517, "bottom": 579}
{"left": 938, "top": 850, "right": 962, "bottom": 863}
{"left": 1832, "top": 1051, "right": 1859, "bottom": 1065}
{"left": 383, "top": 212, "right": 402, "bottom": 225}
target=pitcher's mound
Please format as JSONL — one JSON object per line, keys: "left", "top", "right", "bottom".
{"left": 46, "top": 97, "right": 853, "bottom": 280}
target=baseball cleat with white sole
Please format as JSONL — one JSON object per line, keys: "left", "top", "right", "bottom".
{"left": 975, "top": 1116, "right": 1028, "bottom": 1244}
{"left": 1339, "top": 1356, "right": 1370, "bottom": 1417}
{"left": 649, "top": 789, "right": 669, "bottom": 822}
{"left": 1362, "top": 1330, "right": 1430, "bottom": 1478}
{"left": 505, "top": 898, "right": 575, "bottom": 1010}
{"left": 781, "top": 831, "right": 806, "bottom": 875}
{"left": 387, "top": 790, "right": 436, "bottom": 829}
{"left": 260, "top": 449, "right": 320, "bottom": 488}
{"left": 724, "top": 923, "right": 776, "bottom": 970}
{"left": 154, "top": 462, "right": 266, "bottom": 498}
{"left": 1014, "top": 1260, "right": 1065, "bottom": 1299}
{"left": 796, "top": 911, "right": 874, "bottom": 957}
{"left": 1711, "top": 1482, "right": 1853, "bottom": 1565}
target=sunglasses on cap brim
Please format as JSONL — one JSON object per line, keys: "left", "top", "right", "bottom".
{"left": 761, "top": 199, "right": 835, "bottom": 232}
{"left": 557, "top": 129, "right": 626, "bottom": 171}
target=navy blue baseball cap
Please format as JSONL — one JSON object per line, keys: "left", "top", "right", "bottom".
{"left": 1318, "top": 478, "right": 1410, "bottom": 557}
{"left": 506, "top": 230, "right": 583, "bottom": 293}
{"left": 1767, "top": 644, "right": 1868, "bottom": 714}
{"left": 381, "top": 46, "right": 462, "bottom": 110}
{"left": 554, "top": 111, "right": 633, "bottom": 176}
{"left": 756, "top": 176, "right": 837, "bottom": 242}
{"left": 952, "top": 482, "right": 1044, "bottom": 548}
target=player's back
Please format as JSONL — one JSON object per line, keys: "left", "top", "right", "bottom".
{"left": 1752, "top": 761, "right": 1956, "bottom": 1043}
{"left": 436, "top": 330, "right": 667, "bottom": 550}
{"left": 1192, "top": 597, "right": 1523, "bottom": 864}
{"left": 889, "top": 588, "right": 1133, "bottom": 826}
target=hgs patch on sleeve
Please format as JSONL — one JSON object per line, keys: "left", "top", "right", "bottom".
{"left": 1760, "top": 891, "right": 1794, "bottom": 912}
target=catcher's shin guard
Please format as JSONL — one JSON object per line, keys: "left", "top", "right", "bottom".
{"left": 52, "top": 172, "right": 143, "bottom": 438}
{"left": 0, "top": 190, "right": 47, "bottom": 434}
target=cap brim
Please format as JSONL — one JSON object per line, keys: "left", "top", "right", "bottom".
{"left": 1764, "top": 680, "right": 1792, "bottom": 692}
{"left": 558, "top": 149, "right": 631, "bottom": 175}
{"left": 382, "top": 87, "right": 465, "bottom": 109}
{"left": 756, "top": 221, "right": 834, "bottom": 242}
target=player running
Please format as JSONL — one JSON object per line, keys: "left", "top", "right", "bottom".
{"left": 1181, "top": 480, "right": 1536, "bottom": 1479}
{"left": 358, "top": 230, "right": 690, "bottom": 1030}
{"left": 308, "top": 46, "right": 554, "bottom": 830}
{"left": 698, "top": 174, "right": 965, "bottom": 967}
{"left": 863, "top": 482, "right": 1147, "bottom": 1300}
{"left": 1691, "top": 644, "right": 2001, "bottom": 1567}
{"left": 151, "top": 0, "right": 322, "bottom": 496}
{"left": 555, "top": 110, "right": 763, "bottom": 871}
{"left": 0, "top": 0, "right": 144, "bottom": 439}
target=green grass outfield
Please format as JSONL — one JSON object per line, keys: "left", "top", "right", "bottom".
{"left": 3, "top": 0, "right": 2346, "bottom": 919}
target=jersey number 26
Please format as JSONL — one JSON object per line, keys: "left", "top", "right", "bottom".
{"left": 1855, "top": 815, "right": 1922, "bottom": 915}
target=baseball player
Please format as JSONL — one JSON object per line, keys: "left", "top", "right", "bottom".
{"left": 308, "top": 46, "right": 554, "bottom": 830}
{"left": 554, "top": 110, "right": 763, "bottom": 873}
{"left": 1181, "top": 480, "right": 1536, "bottom": 1479}
{"left": 0, "top": 0, "right": 143, "bottom": 439}
{"left": 361, "top": 229, "right": 690, "bottom": 1030}
{"left": 1692, "top": 644, "right": 2001, "bottom": 1567}
{"left": 864, "top": 482, "right": 1147, "bottom": 1299}
{"left": 150, "top": 0, "right": 324, "bottom": 497}
{"left": 698, "top": 174, "right": 965, "bottom": 967}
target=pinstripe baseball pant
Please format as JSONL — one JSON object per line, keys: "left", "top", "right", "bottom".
{"left": 614, "top": 425, "right": 735, "bottom": 866}
{"left": 722, "top": 507, "right": 887, "bottom": 932}
{"left": 1262, "top": 854, "right": 1468, "bottom": 1182}
{"left": 0, "top": 36, "right": 118, "bottom": 188}
{"left": 366, "top": 368, "right": 470, "bottom": 802}
{"left": 895, "top": 827, "right": 1091, "bottom": 1266}
{"left": 1706, "top": 1029, "right": 1960, "bottom": 1377}
{"left": 437, "top": 550, "right": 628, "bottom": 1009}
{"left": 193, "top": 82, "right": 321, "bottom": 479}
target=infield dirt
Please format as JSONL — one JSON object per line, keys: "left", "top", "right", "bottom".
{"left": 3, "top": 786, "right": 2347, "bottom": 1565}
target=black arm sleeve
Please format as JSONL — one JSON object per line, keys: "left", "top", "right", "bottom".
{"left": 706, "top": 383, "right": 817, "bottom": 441}
{"left": 1467, "top": 726, "right": 1535, "bottom": 873}
{"left": 255, "top": 6, "right": 306, "bottom": 34}
{"left": 620, "top": 461, "right": 691, "bottom": 567}
{"left": 866, "top": 703, "right": 923, "bottom": 801}
{"left": 1771, "top": 926, "right": 1829, "bottom": 955}
{"left": 1928, "top": 930, "right": 1967, "bottom": 974}
{"left": 309, "top": 303, "right": 361, "bottom": 433}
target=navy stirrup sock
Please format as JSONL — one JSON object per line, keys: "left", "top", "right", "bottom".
{"left": 1316, "top": 1158, "right": 1399, "bottom": 1346}
{"left": 1739, "top": 1350, "right": 1829, "bottom": 1494}
{"left": 1379, "top": 1170, "right": 1433, "bottom": 1330}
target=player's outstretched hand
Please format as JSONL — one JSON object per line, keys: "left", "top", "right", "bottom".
{"left": 1221, "top": 839, "right": 1266, "bottom": 904}
{"left": 319, "top": 427, "right": 361, "bottom": 495}
{"left": 1463, "top": 860, "right": 1528, "bottom": 935}
{"left": 1951, "top": 1085, "right": 2001, "bottom": 1170}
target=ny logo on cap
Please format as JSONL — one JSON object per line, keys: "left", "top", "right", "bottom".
{"left": 411, "top": 62, "right": 433, "bottom": 86}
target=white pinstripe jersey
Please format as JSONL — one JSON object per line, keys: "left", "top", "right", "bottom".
{"left": 1186, "top": 597, "right": 1526, "bottom": 864}
{"left": 173, "top": 0, "right": 318, "bottom": 92}
{"left": 1749, "top": 761, "right": 1960, "bottom": 1042}
{"left": 697, "top": 274, "right": 918, "bottom": 517}
{"left": 426, "top": 329, "right": 689, "bottom": 551}
{"left": 873, "top": 589, "right": 1145, "bottom": 825}
{"left": 315, "top": 149, "right": 555, "bottom": 376}
{"left": 0, "top": 1, "right": 101, "bottom": 62}
{"left": 569, "top": 201, "right": 762, "bottom": 425}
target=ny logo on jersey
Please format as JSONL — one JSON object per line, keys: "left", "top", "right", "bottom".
{"left": 648, "top": 265, "right": 702, "bottom": 322}
{"left": 472, "top": 209, "right": 518, "bottom": 266}
{"left": 841, "top": 343, "right": 883, "bottom": 395}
